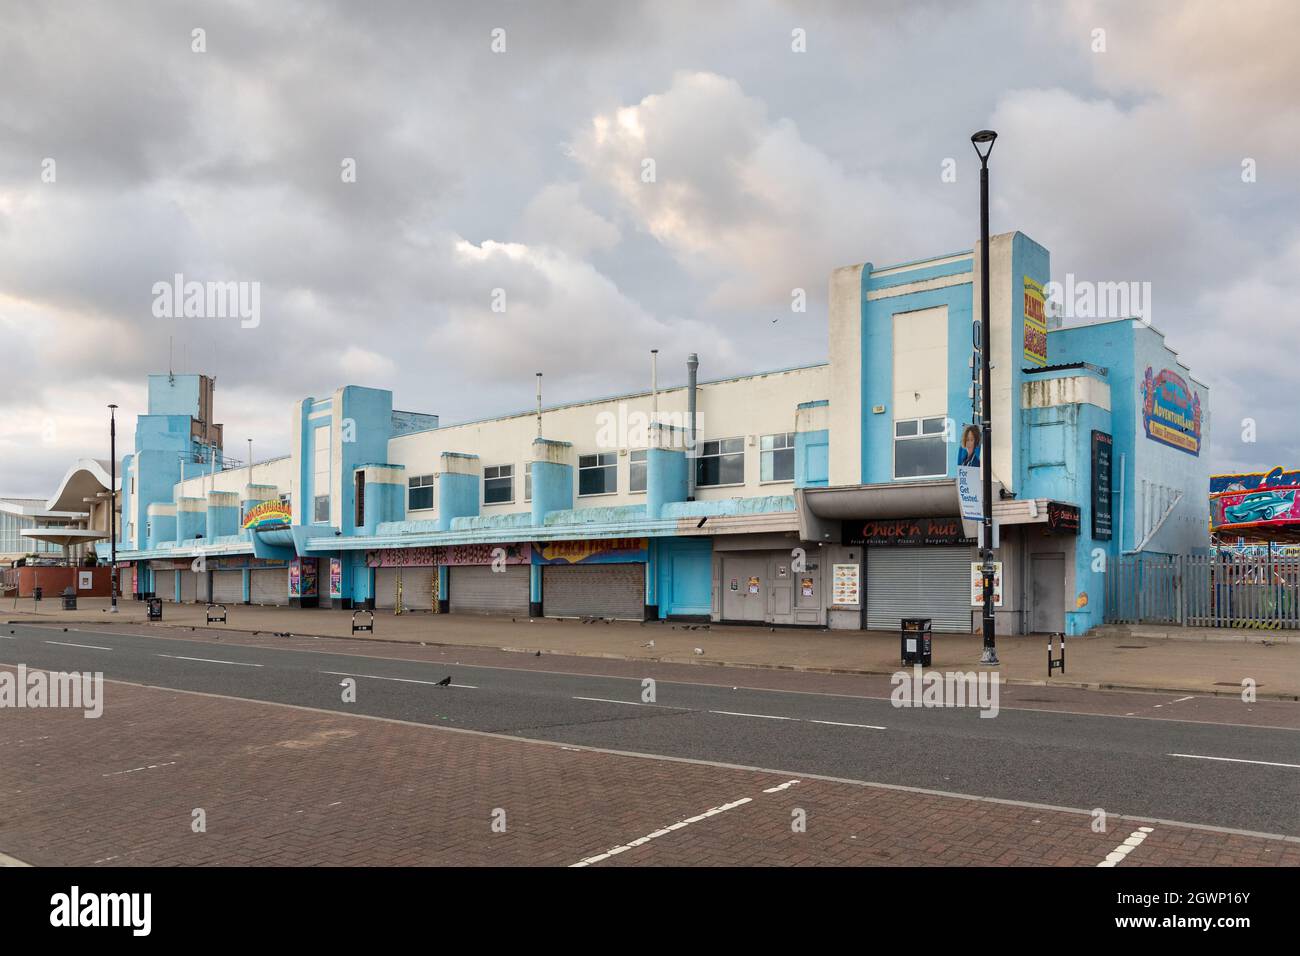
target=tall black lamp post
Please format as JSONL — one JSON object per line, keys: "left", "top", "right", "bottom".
{"left": 971, "top": 129, "right": 998, "bottom": 665}
{"left": 109, "top": 404, "right": 118, "bottom": 613}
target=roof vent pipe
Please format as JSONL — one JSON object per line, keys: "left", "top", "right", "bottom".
{"left": 650, "top": 349, "right": 659, "bottom": 448}
{"left": 687, "top": 352, "right": 699, "bottom": 500}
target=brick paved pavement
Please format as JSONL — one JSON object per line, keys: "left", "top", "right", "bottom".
{"left": 1, "top": 667, "right": 1295, "bottom": 867}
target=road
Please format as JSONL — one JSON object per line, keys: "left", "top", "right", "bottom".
{"left": 3, "top": 620, "right": 1297, "bottom": 841}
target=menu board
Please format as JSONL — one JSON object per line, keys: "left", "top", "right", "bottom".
{"left": 831, "top": 563, "right": 860, "bottom": 607}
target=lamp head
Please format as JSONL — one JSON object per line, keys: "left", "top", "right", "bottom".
{"left": 971, "top": 129, "right": 997, "bottom": 162}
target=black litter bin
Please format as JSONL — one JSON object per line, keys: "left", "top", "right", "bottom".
{"left": 61, "top": 586, "right": 77, "bottom": 610}
{"left": 147, "top": 597, "right": 163, "bottom": 621}
{"left": 900, "top": 618, "right": 932, "bottom": 667}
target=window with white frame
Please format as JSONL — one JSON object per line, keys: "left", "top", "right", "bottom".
{"left": 696, "top": 438, "right": 745, "bottom": 487}
{"left": 312, "top": 424, "right": 331, "bottom": 523}
{"left": 760, "top": 432, "right": 795, "bottom": 482}
{"left": 408, "top": 474, "right": 434, "bottom": 511}
{"left": 524, "top": 469, "right": 531, "bottom": 502}
{"left": 894, "top": 416, "right": 947, "bottom": 479}
{"left": 579, "top": 453, "right": 617, "bottom": 496}
{"left": 629, "top": 449, "right": 647, "bottom": 493}
{"left": 484, "top": 464, "right": 513, "bottom": 504}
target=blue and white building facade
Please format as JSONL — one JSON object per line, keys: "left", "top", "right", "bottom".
{"left": 104, "top": 231, "right": 1211, "bottom": 635}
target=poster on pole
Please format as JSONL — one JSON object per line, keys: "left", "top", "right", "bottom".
{"left": 971, "top": 562, "right": 1004, "bottom": 606}
{"left": 957, "top": 465, "right": 982, "bottom": 520}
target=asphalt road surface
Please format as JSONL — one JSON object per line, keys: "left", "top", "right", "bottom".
{"left": 3, "top": 621, "right": 1298, "bottom": 838}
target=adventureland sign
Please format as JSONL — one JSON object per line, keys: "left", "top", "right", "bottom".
{"left": 842, "top": 518, "right": 974, "bottom": 547}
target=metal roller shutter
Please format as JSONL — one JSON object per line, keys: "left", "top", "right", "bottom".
{"left": 374, "top": 568, "right": 400, "bottom": 610}
{"left": 180, "top": 572, "right": 198, "bottom": 603}
{"left": 251, "top": 569, "right": 287, "bottom": 605}
{"left": 160, "top": 570, "right": 179, "bottom": 602}
{"left": 543, "top": 564, "right": 645, "bottom": 621}
{"left": 866, "top": 546, "right": 973, "bottom": 633}
{"left": 449, "top": 565, "right": 528, "bottom": 615}
{"left": 397, "top": 567, "right": 436, "bottom": 611}
{"left": 212, "top": 570, "right": 243, "bottom": 604}
{"left": 197, "top": 571, "right": 210, "bottom": 603}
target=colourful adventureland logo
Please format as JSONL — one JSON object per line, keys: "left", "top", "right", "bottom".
{"left": 1141, "top": 366, "right": 1201, "bottom": 456}
{"left": 241, "top": 500, "right": 292, "bottom": 531}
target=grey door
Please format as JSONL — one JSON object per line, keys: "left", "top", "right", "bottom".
{"left": 1030, "top": 552, "right": 1066, "bottom": 633}
{"left": 721, "top": 556, "right": 767, "bottom": 622}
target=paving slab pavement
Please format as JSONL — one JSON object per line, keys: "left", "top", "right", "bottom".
{"left": 6, "top": 597, "right": 1300, "bottom": 699}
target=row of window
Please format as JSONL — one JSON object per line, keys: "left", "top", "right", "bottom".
{"left": 405, "top": 434, "right": 797, "bottom": 511}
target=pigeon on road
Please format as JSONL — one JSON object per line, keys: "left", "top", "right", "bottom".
{"left": 436, "top": 676, "right": 452, "bottom": 687}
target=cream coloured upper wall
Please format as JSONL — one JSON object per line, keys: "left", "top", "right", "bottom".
{"left": 388, "top": 364, "right": 830, "bottom": 515}
{"left": 974, "top": 232, "right": 1017, "bottom": 491}
{"left": 892, "top": 305, "right": 948, "bottom": 421}
{"left": 173, "top": 455, "right": 295, "bottom": 503}
{"left": 827, "top": 264, "right": 864, "bottom": 485}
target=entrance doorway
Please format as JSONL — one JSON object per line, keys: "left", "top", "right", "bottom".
{"left": 1030, "top": 552, "right": 1065, "bottom": 633}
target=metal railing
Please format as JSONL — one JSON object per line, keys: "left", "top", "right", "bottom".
{"left": 1105, "top": 554, "right": 1300, "bottom": 629}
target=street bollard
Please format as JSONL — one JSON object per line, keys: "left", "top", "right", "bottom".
{"left": 1048, "top": 632, "right": 1065, "bottom": 676}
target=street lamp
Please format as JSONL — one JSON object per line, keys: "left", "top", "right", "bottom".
{"left": 971, "top": 129, "right": 998, "bottom": 665}
{"left": 108, "top": 403, "right": 118, "bottom": 614}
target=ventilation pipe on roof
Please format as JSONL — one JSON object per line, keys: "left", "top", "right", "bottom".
{"left": 687, "top": 352, "right": 699, "bottom": 501}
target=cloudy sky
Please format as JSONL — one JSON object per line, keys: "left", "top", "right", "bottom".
{"left": 1, "top": 0, "right": 1296, "bottom": 496}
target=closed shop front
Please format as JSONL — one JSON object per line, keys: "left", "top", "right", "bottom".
{"left": 179, "top": 571, "right": 198, "bottom": 603}
{"left": 374, "top": 566, "right": 436, "bottom": 610}
{"left": 542, "top": 563, "right": 644, "bottom": 620}
{"left": 866, "top": 545, "right": 973, "bottom": 633}
{"left": 160, "top": 569, "right": 180, "bottom": 602}
{"left": 449, "top": 564, "right": 529, "bottom": 615}
{"left": 212, "top": 570, "right": 243, "bottom": 604}
{"left": 251, "top": 568, "right": 287, "bottom": 605}
{"left": 712, "top": 534, "right": 826, "bottom": 627}
{"left": 196, "top": 571, "right": 210, "bottom": 603}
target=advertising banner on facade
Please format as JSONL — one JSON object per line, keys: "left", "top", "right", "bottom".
{"left": 366, "top": 543, "right": 531, "bottom": 568}
{"left": 532, "top": 538, "right": 648, "bottom": 565}
{"left": 329, "top": 558, "right": 343, "bottom": 599}
{"left": 1022, "top": 276, "right": 1048, "bottom": 367}
{"left": 1213, "top": 486, "right": 1300, "bottom": 530}
{"left": 1141, "top": 366, "right": 1202, "bottom": 456}
{"left": 957, "top": 466, "right": 982, "bottom": 520}
{"left": 1091, "top": 430, "right": 1113, "bottom": 541}
{"left": 289, "top": 557, "right": 317, "bottom": 597}
{"left": 241, "top": 500, "right": 292, "bottom": 531}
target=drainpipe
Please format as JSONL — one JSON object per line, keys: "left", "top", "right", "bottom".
{"left": 687, "top": 352, "right": 698, "bottom": 500}
{"left": 535, "top": 372, "right": 543, "bottom": 439}
{"left": 650, "top": 349, "right": 659, "bottom": 448}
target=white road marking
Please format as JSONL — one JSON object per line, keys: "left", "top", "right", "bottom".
{"left": 321, "top": 670, "right": 476, "bottom": 689}
{"left": 571, "top": 696, "right": 687, "bottom": 709}
{"left": 44, "top": 640, "right": 111, "bottom": 650}
{"left": 809, "top": 719, "right": 886, "bottom": 730}
{"left": 1097, "top": 826, "right": 1154, "bottom": 867}
{"left": 1171, "top": 696, "right": 1195, "bottom": 703}
{"left": 571, "top": 797, "right": 753, "bottom": 867}
{"left": 157, "top": 654, "right": 262, "bottom": 667}
{"left": 709, "top": 710, "right": 795, "bottom": 721}
{"left": 762, "top": 779, "right": 801, "bottom": 793}
{"left": 103, "top": 764, "right": 178, "bottom": 780}
{"left": 1168, "top": 753, "right": 1300, "bottom": 770}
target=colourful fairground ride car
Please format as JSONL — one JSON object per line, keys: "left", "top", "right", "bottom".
{"left": 1224, "top": 489, "right": 1297, "bottom": 524}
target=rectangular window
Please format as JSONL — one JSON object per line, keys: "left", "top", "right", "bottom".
{"left": 579, "top": 453, "right": 617, "bottom": 496}
{"left": 894, "top": 416, "right": 947, "bottom": 479}
{"left": 524, "top": 469, "right": 532, "bottom": 502}
{"left": 408, "top": 474, "right": 434, "bottom": 511}
{"left": 629, "top": 449, "right": 647, "bottom": 493}
{"left": 484, "top": 464, "right": 513, "bottom": 504}
{"left": 760, "top": 432, "right": 795, "bottom": 482}
{"left": 355, "top": 472, "right": 366, "bottom": 527}
{"left": 312, "top": 424, "right": 331, "bottom": 524}
{"left": 696, "top": 438, "right": 745, "bottom": 487}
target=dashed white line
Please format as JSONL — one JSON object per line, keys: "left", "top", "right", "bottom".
{"left": 570, "top": 797, "right": 753, "bottom": 867}
{"left": 709, "top": 710, "right": 795, "bottom": 721}
{"left": 809, "top": 719, "right": 886, "bottom": 730}
{"left": 157, "top": 654, "right": 262, "bottom": 667}
{"left": 1170, "top": 696, "right": 1195, "bottom": 704}
{"left": 1097, "top": 826, "right": 1154, "bottom": 867}
{"left": 571, "top": 696, "right": 687, "bottom": 709}
{"left": 762, "top": 779, "right": 801, "bottom": 794}
{"left": 1168, "top": 753, "right": 1300, "bottom": 770}
{"left": 44, "top": 640, "right": 112, "bottom": 650}
{"left": 103, "top": 761, "right": 178, "bottom": 778}
{"left": 321, "top": 671, "right": 477, "bottom": 689}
